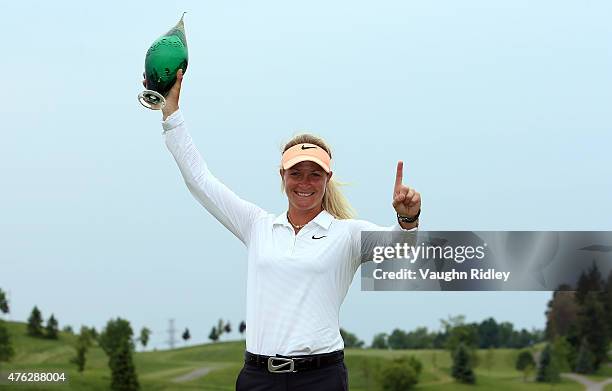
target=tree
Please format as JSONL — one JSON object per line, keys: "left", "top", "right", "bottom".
{"left": 89, "top": 326, "right": 99, "bottom": 340}
{"left": 400, "top": 327, "right": 432, "bottom": 349}
{"left": 100, "top": 318, "right": 139, "bottom": 390}
{"left": 432, "top": 331, "right": 447, "bottom": 349}
{"left": 0, "top": 306, "right": 10, "bottom": 369}
{"left": 78, "top": 326, "right": 97, "bottom": 346}
{"left": 239, "top": 321, "right": 246, "bottom": 335}
{"left": 0, "top": 320, "right": 15, "bottom": 364}
{"left": 109, "top": 339, "right": 140, "bottom": 391}
{"left": 182, "top": 328, "right": 191, "bottom": 343}
{"left": 575, "top": 262, "right": 603, "bottom": 306}
{"left": 444, "top": 319, "right": 479, "bottom": 367}
{"left": 605, "top": 271, "right": 612, "bottom": 337}
{"left": 224, "top": 321, "right": 231, "bottom": 334}
{"left": 577, "top": 292, "right": 609, "bottom": 369}
{"left": 551, "top": 337, "right": 572, "bottom": 373}
{"left": 536, "top": 344, "right": 560, "bottom": 383}
{"left": 563, "top": 323, "right": 580, "bottom": 368}
{"left": 545, "top": 286, "right": 578, "bottom": 339}
{"left": 511, "top": 328, "right": 536, "bottom": 348}
{"left": 27, "top": 306, "right": 44, "bottom": 337}
{"left": 62, "top": 325, "right": 74, "bottom": 334}
{"left": 405, "top": 327, "right": 433, "bottom": 349}
{"left": 216, "top": 319, "right": 224, "bottom": 339}
{"left": 139, "top": 328, "right": 151, "bottom": 349}
{"left": 78, "top": 326, "right": 94, "bottom": 348}
{"left": 99, "top": 318, "right": 134, "bottom": 357}
{"left": 451, "top": 342, "right": 475, "bottom": 384}
{"left": 0, "top": 289, "right": 9, "bottom": 314}
{"left": 446, "top": 323, "right": 479, "bottom": 352}
{"left": 208, "top": 327, "right": 219, "bottom": 342}
{"left": 71, "top": 330, "right": 91, "bottom": 373}
{"left": 388, "top": 328, "right": 408, "bottom": 349}
{"left": 515, "top": 350, "right": 535, "bottom": 382}
{"left": 45, "top": 314, "right": 59, "bottom": 339}
{"left": 478, "top": 318, "right": 500, "bottom": 348}
{"left": 378, "top": 356, "right": 421, "bottom": 391}
{"left": 441, "top": 315, "right": 466, "bottom": 330}
{"left": 340, "top": 328, "right": 364, "bottom": 348}
{"left": 497, "top": 322, "right": 514, "bottom": 348}
{"left": 72, "top": 342, "right": 87, "bottom": 373}
{"left": 371, "top": 333, "right": 388, "bottom": 349}
{"left": 574, "top": 338, "right": 595, "bottom": 374}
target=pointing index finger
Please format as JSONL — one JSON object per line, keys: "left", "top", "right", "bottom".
{"left": 395, "top": 161, "right": 403, "bottom": 190}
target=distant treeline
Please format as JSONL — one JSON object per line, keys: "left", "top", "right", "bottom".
{"left": 342, "top": 316, "right": 543, "bottom": 350}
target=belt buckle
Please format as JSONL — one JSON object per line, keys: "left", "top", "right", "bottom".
{"left": 267, "top": 357, "right": 295, "bottom": 373}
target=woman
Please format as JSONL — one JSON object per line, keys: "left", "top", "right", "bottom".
{"left": 149, "top": 70, "right": 421, "bottom": 391}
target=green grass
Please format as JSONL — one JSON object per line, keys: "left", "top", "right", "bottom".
{"left": 344, "top": 349, "right": 583, "bottom": 391}
{"left": 584, "top": 364, "right": 612, "bottom": 382}
{"left": 0, "top": 321, "right": 600, "bottom": 390}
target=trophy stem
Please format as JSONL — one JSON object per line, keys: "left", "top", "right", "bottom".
{"left": 138, "top": 90, "right": 166, "bottom": 110}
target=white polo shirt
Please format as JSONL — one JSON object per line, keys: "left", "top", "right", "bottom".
{"left": 163, "top": 111, "right": 414, "bottom": 356}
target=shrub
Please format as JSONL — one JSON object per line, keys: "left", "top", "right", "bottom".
{"left": 377, "top": 356, "right": 422, "bottom": 391}
{"left": 452, "top": 342, "right": 476, "bottom": 384}
{"left": 515, "top": 350, "right": 535, "bottom": 381}
{"left": 536, "top": 344, "right": 560, "bottom": 383}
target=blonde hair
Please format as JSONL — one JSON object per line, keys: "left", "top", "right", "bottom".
{"left": 281, "top": 133, "right": 356, "bottom": 219}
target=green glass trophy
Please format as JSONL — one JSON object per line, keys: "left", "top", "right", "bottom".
{"left": 138, "top": 13, "right": 188, "bottom": 110}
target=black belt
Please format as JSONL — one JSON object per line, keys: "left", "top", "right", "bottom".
{"left": 244, "top": 350, "right": 344, "bottom": 373}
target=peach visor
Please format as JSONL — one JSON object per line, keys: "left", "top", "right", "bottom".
{"left": 281, "top": 143, "right": 332, "bottom": 173}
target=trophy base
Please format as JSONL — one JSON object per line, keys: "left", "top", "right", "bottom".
{"left": 138, "top": 90, "right": 166, "bottom": 110}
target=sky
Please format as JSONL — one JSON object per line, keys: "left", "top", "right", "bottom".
{"left": 1, "top": 1, "right": 611, "bottom": 350}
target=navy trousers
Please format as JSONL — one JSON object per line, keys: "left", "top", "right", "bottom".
{"left": 235, "top": 361, "right": 349, "bottom": 391}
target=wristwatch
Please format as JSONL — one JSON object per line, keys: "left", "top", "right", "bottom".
{"left": 397, "top": 209, "right": 420, "bottom": 223}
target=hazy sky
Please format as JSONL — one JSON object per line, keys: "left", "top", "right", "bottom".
{"left": 1, "top": 1, "right": 611, "bottom": 349}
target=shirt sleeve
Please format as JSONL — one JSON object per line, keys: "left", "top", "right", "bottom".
{"left": 348, "top": 219, "right": 418, "bottom": 273}
{"left": 162, "top": 110, "right": 267, "bottom": 246}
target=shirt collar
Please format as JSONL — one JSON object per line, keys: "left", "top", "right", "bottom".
{"left": 312, "top": 210, "right": 334, "bottom": 230}
{"left": 272, "top": 212, "right": 292, "bottom": 229}
{"left": 273, "top": 209, "right": 334, "bottom": 230}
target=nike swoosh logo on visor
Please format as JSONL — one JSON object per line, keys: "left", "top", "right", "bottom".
{"left": 301, "top": 145, "right": 316, "bottom": 150}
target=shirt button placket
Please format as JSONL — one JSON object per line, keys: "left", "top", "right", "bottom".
{"left": 291, "top": 228, "right": 300, "bottom": 255}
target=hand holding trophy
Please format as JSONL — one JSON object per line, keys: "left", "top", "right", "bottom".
{"left": 138, "top": 13, "right": 188, "bottom": 110}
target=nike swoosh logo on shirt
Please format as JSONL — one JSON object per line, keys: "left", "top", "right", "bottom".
{"left": 312, "top": 235, "right": 327, "bottom": 240}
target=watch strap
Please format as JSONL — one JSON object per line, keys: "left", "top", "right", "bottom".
{"left": 397, "top": 209, "right": 420, "bottom": 223}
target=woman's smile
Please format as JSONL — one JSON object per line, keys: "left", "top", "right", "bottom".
{"left": 295, "top": 191, "right": 315, "bottom": 197}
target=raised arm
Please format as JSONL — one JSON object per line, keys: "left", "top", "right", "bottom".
{"left": 160, "top": 69, "right": 183, "bottom": 121}
{"left": 145, "top": 70, "right": 267, "bottom": 245}
{"left": 347, "top": 162, "right": 422, "bottom": 270}
{"left": 392, "top": 161, "right": 421, "bottom": 230}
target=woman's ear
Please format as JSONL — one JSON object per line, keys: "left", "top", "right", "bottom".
{"left": 327, "top": 171, "right": 333, "bottom": 183}
{"left": 279, "top": 169, "right": 286, "bottom": 192}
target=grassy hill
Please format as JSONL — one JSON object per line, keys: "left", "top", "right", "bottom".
{"left": 0, "top": 321, "right": 588, "bottom": 390}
